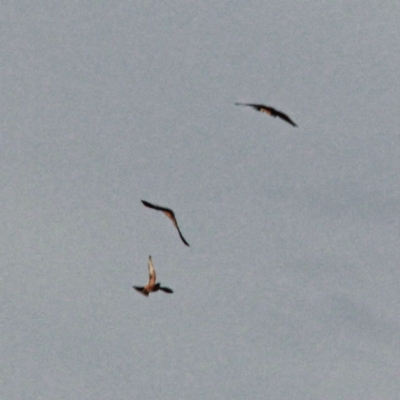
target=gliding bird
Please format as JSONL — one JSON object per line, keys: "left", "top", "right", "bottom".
{"left": 235, "top": 102, "right": 297, "bottom": 127}
{"left": 141, "top": 200, "right": 190, "bottom": 247}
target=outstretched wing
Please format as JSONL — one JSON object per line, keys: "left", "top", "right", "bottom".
{"left": 274, "top": 110, "right": 297, "bottom": 127}
{"left": 141, "top": 200, "right": 190, "bottom": 247}
{"left": 159, "top": 286, "right": 174, "bottom": 294}
{"left": 147, "top": 256, "right": 156, "bottom": 286}
{"left": 235, "top": 103, "right": 297, "bottom": 127}
{"left": 141, "top": 200, "right": 174, "bottom": 215}
{"left": 133, "top": 286, "right": 149, "bottom": 296}
{"left": 142, "top": 200, "right": 176, "bottom": 222}
{"left": 235, "top": 102, "right": 268, "bottom": 112}
{"left": 176, "top": 226, "right": 190, "bottom": 247}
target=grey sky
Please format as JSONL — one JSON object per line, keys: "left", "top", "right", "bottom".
{"left": 2, "top": 1, "right": 400, "bottom": 399}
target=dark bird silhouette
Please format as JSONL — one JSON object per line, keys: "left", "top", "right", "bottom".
{"left": 133, "top": 256, "right": 173, "bottom": 296}
{"left": 235, "top": 102, "right": 297, "bottom": 127}
{"left": 141, "top": 200, "right": 190, "bottom": 247}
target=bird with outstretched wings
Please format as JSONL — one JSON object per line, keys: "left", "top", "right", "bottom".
{"left": 235, "top": 102, "right": 297, "bottom": 127}
{"left": 133, "top": 256, "right": 173, "bottom": 296}
{"left": 141, "top": 200, "right": 190, "bottom": 247}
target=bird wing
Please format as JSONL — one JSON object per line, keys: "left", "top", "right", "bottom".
{"left": 141, "top": 200, "right": 174, "bottom": 214}
{"left": 235, "top": 102, "right": 270, "bottom": 112}
{"left": 142, "top": 200, "right": 189, "bottom": 246}
{"left": 274, "top": 110, "right": 297, "bottom": 127}
{"left": 235, "top": 103, "right": 297, "bottom": 126}
{"left": 147, "top": 256, "right": 156, "bottom": 286}
{"left": 159, "top": 286, "right": 174, "bottom": 294}
{"left": 133, "top": 286, "right": 149, "bottom": 296}
{"left": 176, "top": 225, "right": 190, "bottom": 247}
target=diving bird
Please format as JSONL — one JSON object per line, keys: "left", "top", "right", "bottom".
{"left": 133, "top": 256, "right": 173, "bottom": 296}
{"left": 235, "top": 102, "right": 297, "bottom": 127}
{"left": 141, "top": 200, "right": 190, "bottom": 247}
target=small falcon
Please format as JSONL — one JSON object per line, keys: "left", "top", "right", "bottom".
{"left": 235, "top": 102, "right": 297, "bottom": 127}
{"left": 133, "top": 256, "right": 173, "bottom": 296}
{"left": 141, "top": 200, "right": 190, "bottom": 247}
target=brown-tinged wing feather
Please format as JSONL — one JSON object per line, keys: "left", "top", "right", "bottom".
{"left": 141, "top": 200, "right": 190, "bottom": 246}
{"left": 141, "top": 200, "right": 174, "bottom": 215}
{"left": 258, "top": 106, "right": 274, "bottom": 116}
{"left": 235, "top": 103, "right": 297, "bottom": 127}
{"left": 133, "top": 286, "right": 149, "bottom": 296}
{"left": 147, "top": 256, "right": 156, "bottom": 286}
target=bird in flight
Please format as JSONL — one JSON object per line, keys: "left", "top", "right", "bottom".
{"left": 141, "top": 200, "right": 190, "bottom": 247}
{"left": 235, "top": 102, "right": 297, "bottom": 127}
{"left": 133, "top": 256, "right": 173, "bottom": 296}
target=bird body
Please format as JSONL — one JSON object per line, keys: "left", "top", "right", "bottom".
{"left": 133, "top": 256, "right": 173, "bottom": 296}
{"left": 235, "top": 102, "right": 297, "bottom": 127}
{"left": 141, "top": 200, "right": 190, "bottom": 246}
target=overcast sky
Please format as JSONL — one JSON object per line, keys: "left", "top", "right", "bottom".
{"left": 2, "top": 2, "right": 400, "bottom": 399}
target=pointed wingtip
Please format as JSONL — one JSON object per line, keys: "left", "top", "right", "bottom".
{"left": 178, "top": 231, "right": 190, "bottom": 247}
